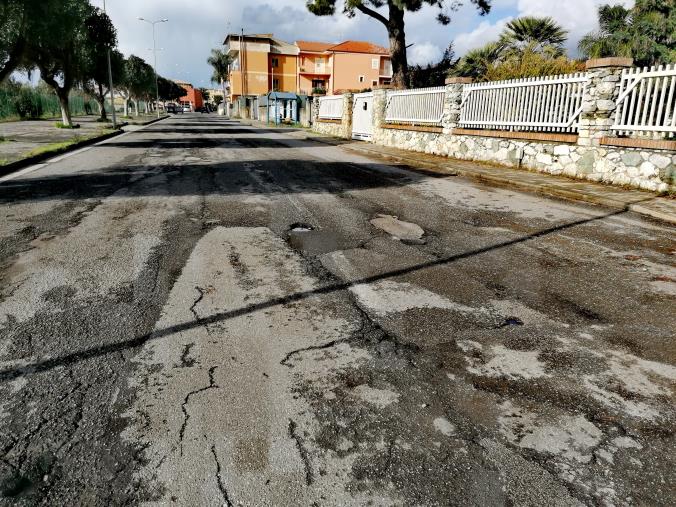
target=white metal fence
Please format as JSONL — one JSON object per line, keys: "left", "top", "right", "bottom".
{"left": 612, "top": 64, "right": 676, "bottom": 139}
{"left": 317, "top": 95, "right": 343, "bottom": 120}
{"left": 385, "top": 86, "right": 446, "bottom": 125}
{"left": 459, "top": 73, "right": 587, "bottom": 132}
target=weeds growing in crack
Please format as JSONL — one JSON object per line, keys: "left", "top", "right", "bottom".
{"left": 288, "top": 419, "right": 313, "bottom": 486}
{"left": 178, "top": 366, "right": 218, "bottom": 455}
{"left": 210, "top": 445, "right": 233, "bottom": 507}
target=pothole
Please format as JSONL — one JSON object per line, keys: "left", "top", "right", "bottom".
{"left": 500, "top": 316, "right": 525, "bottom": 327}
{"left": 289, "top": 222, "right": 315, "bottom": 233}
{"left": 287, "top": 223, "right": 340, "bottom": 255}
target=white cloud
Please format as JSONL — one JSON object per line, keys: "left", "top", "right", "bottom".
{"left": 454, "top": 17, "right": 512, "bottom": 56}
{"left": 453, "top": 0, "right": 636, "bottom": 57}
{"left": 408, "top": 42, "right": 443, "bottom": 66}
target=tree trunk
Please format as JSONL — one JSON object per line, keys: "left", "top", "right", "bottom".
{"left": 134, "top": 100, "right": 139, "bottom": 116}
{"left": 387, "top": 2, "right": 408, "bottom": 89}
{"left": 56, "top": 89, "right": 72, "bottom": 127}
{"left": 96, "top": 83, "right": 107, "bottom": 121}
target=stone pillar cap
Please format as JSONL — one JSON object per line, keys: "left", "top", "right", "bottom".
{"left": 585, "top": 57, "right": 633, "bottom": 69}
{"left": 373, "top": 85, "right": 394, "bottom": 90}
{"left": 445, "top": 77, "right": 473, "bottom": 84}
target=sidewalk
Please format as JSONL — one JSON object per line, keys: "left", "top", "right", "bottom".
{"left": 301, "top": 130, "right": 676, "bottom": 225}
{"left": 0, "top": 116, "right": 118, "bottom": 166}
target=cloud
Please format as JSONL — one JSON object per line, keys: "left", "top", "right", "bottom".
{"left": 452, "top": 0, "right": 636, "bottom": 57}
{"left": 408, "top": 42, "right": 443, "bottom": 66}
{"left": 50, "top": 0, "right": 635, "bottom": 90}
{"left": 454, "top": 17, "right": 512, "bottom": 56}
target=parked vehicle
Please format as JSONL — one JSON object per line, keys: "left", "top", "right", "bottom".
{"left": 166, "top": 103, "right": 177, "bottom": 114}
{"left": 183, "top": 105, "right": 192, "bottom": 113}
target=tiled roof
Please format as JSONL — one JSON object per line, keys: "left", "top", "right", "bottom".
{"left": 327, "top": 41, "right": 389, "bottom": 55}
{"left": 296, "top": 40, "right": 334, "bottom": 52}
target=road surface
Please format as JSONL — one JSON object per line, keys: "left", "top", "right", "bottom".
{"left": 0, "top": 115, "right": 674, "bottom": 506}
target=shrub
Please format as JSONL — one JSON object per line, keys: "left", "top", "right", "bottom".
{"left": 13, "top": 89, "right": 43, "bottom": 119}
{"left": 55, "top": 122, "right": 81, "bottom": 129}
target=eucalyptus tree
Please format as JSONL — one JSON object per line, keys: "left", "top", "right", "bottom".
{"left": 82, "top": 9, "right": 122, "bottom": 121}
{"left": 120, "top": 55, "right": 155, "bottom": 116}
{"left": 0, "top": 0, "right": 63, "bottom": 82}
{"left": 27, "top": 0, "right": 113, "bottom": 127}
{"left": 306, "top": 0, "right": 491, "bottom": 88}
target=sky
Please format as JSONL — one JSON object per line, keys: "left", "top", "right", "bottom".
{"left": 93, "top": 0, "right": 635, "bottom": 89}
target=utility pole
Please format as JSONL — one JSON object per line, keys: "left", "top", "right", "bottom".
{"left": 139, "top": 17, "right": 168, "bottom": 118}
{"left": 103, "top": 0, "right": 117, "bottom": 128}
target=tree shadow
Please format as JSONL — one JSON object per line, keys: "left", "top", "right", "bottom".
{"left": 0, "top": 207, "right": 629, "bottom": 383}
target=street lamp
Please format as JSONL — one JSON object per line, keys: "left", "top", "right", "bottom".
{"left": 103, "top": 0, "right": 117, "bottom": 128}
{"left": 138, "top": 17, "right": 168, "bottom": 118}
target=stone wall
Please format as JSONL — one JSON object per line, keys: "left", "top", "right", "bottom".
{"left": 313, "top": 120, "right": 344, "bottom": 138}
{"left": 312, "top": 60, "right": 675, "bottom": 192}
{"left": 372, "top": 128, "right": 674, "bottom": 192}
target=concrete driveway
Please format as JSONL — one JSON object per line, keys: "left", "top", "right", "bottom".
{"left": 0, "top": 114, "right": 674, "bottom": 506}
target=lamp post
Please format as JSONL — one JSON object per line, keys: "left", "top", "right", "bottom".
{"left": 138, "top": 17, "right": 168, "bottom": 118}
{"left": 103, "top": 0, "right": 117, "bottom": 128}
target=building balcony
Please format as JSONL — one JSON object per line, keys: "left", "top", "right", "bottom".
{"left": 299, "top": 66, "right": 331, "bottom": 75}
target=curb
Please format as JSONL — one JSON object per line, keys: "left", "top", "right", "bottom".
{"left": 122, "top": 115, "right": 170, "bottom": 126}
{"left": 345, "top": 143, "right": 676, "bottom": 225}
{"left": 340, "top": 142, "right": 661, "bottom": 208}
{"left": 0, "top": 129, "right": 125, "bottom": 178}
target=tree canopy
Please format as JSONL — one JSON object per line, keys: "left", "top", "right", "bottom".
{"left": 306, "top": 0, "right": 491, "bottom": 88}
{"left": 578, "top": 0, "right": 675, "bottom": 67}
{"left": 453, "top": 16, "right": 581, "bottom": 81}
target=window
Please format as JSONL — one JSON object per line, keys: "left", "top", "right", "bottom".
{"left": 271, "top": 57, "right": 279, "bottom": 68}
{"left": 358, "top": 75, "right": 365, "bottom": 83}
{"left": 272, "top": 78, "right": 280, "bottom": 91}
{"left": 372, "top": 80, "right": 378, "bottom": 86}
{"left": 372, "top": 58, "right": 379, "bottom": 70}
{"left": 315, "top": 57, "right": 324, "bottom": 71}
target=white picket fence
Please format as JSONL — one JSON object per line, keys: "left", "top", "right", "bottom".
{"left": 385, "top": 86, "right": 446, "bottom": 125}
{"left": 612, "top": 64, "right": 676, "bottom": 139}
{"left": 317, "top": 95, "right": 343, "bottom": 120}
{"left": 459, "top": 73, "right": 587, "bottom": 132}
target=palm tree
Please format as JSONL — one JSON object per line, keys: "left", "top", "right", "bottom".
{"left": 207, "top": 48, "right": 232, "bottom": 107}
{"left": 578, "top": 5, "right": 633, "bottom": 61}
{"left": 452, "top": 42, "right": 502, "bottom": 80}
{"left": 500, "top": 16, "right": 568, "bottom": 57}
{"left": 579, "top": 1, "right": 675, "bottom": 67}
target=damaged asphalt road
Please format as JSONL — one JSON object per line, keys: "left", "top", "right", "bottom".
{"left": 0, "top": 115, "right": 674, "bottom": 506}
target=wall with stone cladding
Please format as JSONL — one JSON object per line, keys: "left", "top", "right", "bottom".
{"left": 313, "top": 120, "right": 344, "bottom": 138}
{"left": 313, "top": 63, "right": 675, "bottom": 192}
{"left": 372, "top": 128, "right": 674, "bottom": 192}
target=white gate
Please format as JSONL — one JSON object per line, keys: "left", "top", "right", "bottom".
{"left": 352, "top": 92, "right": 374, "bottom": 140}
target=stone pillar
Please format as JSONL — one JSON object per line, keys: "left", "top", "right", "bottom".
{"left": 443, "top": 77, "right": 472, "bottom": 134}
{"left": 341, "top": 92, "right": 354, "bottom": 139}
{"left": 578, "top": 57, "right": 633, "bottom": 147}
{"left": 310, "top": 96, "right": 319, "bottom": 125}
{"left": 371, "top": 86, "right": 391, "bottom": 141}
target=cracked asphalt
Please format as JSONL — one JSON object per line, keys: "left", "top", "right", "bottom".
{"left": 0, "top": 115, "right": 675, "bottom": 506}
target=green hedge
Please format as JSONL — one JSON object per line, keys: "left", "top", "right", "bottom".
{"left": 0, "top": 87, "right": 99, "bottom": 120}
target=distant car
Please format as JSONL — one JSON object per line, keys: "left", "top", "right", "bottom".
{"left": 183, "top": 105, "right": 192, "bottom": 113}
{"left": 166, "top": 104, "right": 177, "bottom": 114}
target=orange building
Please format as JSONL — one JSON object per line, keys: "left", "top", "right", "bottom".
{"left": 175, "top": 80, "right": 204, "bottom": 111}
{"left": 224, "top": 33, "right": 392, "bottom": 106}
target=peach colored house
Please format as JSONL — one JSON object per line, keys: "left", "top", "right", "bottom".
{"left": 224, "top": 33, "right": 392, "bottom": 107}
{"left": 296, "top": 40, "right": 392, "bottom": 95}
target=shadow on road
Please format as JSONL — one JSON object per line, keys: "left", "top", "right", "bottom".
{"left": 0, "top": 207, "right": 628, "bottom": 383}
